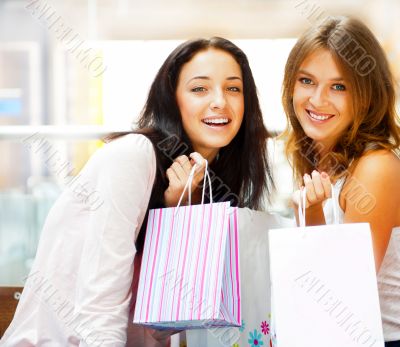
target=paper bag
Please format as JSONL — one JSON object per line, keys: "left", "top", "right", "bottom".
{"left": 134, "top": 163, "right": 241, "bottom": 330}
{"left": 268, "top": 188, "right": 384, "bottom": 347}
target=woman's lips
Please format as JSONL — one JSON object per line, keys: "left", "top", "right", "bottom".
{"left": 201, "top": 117, "right": 231, "bottom": 127}
{"left": 306, "top": 109, "right": 335, "bottom": 122}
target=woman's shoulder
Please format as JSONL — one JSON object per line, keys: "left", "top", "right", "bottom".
{"left": 89, "top": 133, "right": 156, "bottom": 169}
{"left": 102, "top": 133, "right": 155, "bottom": 158}
{"left": 340, "top": 149, "right": 400, "bottom": 218}
{"left": 349, "top": 149, "right": 400, "bottom": 188}
{"left": 106, "top": 133, "right": 155, "bottom": 153}
{"left": 355, "top": 149, "right": 400, "bottom": 173}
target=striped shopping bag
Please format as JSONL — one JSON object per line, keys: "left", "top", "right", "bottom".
{"left": 133, "top": 163, "right": 241, "bottom": 330}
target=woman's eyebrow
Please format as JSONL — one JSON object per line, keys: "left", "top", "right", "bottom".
{"left": 185, "top": 76, "right": 209, "bottom": 85}
{"left": 188, "top": 76, "right": 209, "bottom": 82}
{"left": 298, "top": 69, "right": 345, "bottom": 82}
{"left": 187, "top": 75, "right": 242, "bottom": 84}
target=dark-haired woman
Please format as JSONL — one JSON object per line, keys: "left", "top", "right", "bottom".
{"left": 1, "top": 37, "right": 273, "bottom": 347}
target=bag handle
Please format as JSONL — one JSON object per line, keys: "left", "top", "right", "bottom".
{"left": 298, "top": 184, "right": 339, "bottom": 227}
{"left": 176, "top": 160, "right": 213, "bottom": 209}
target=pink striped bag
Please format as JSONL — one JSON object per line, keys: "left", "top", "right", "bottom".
{"left": 133, "top": 162, "right": 241, "bottom": 330}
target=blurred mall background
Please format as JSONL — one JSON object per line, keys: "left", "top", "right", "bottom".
{"left": 0, "top": 0, "right": 400, "bottom": 285}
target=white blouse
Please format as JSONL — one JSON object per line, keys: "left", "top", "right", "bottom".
{"left": 0, "top": 134, "right": 159, "bottom": 347}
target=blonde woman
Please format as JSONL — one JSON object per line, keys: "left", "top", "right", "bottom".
{"left": 282, "top": 16, "right": 400, "bottom": 345}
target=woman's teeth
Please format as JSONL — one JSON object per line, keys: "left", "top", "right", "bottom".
{"left": 202, "top": 118, "right": 229, "bottom": 125}
{"left": 308, "top": 111, "right": 332, "bottom": 121}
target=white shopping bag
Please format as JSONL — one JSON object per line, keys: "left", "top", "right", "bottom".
{"left": 268, "top": 188, "right": 385, "bottom": 347}
{"left": 186, "top": 208, "right": 294, "bottom": 347}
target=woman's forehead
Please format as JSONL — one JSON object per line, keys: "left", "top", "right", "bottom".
{"left": 179, "top": 49, "right": 242, "bottom": 81}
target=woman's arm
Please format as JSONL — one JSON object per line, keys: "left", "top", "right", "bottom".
{"left": 74, "top": 134, "right": 156, "bottom": 347}
{"left": 342, "top": 150, "right": 400, "bottom": 271}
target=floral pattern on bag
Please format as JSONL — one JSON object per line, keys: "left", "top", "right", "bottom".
{"left": 231, "top": 314, "right": 274, "bottom": 347}
{"left": 260, "top": 321, "right": 269, "bottom": 335}
{"left": 248, "top": 329, "right": 264, "bottom": 346}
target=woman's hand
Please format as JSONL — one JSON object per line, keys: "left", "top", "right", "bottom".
{"left": 292, "top": 170, "right": 332, "bottom": 209}
{"left": 164, "top": 152, "right": 207, "bottom": 207}
{"left": 292, "top": 170, "right": 332, "bottom": 226}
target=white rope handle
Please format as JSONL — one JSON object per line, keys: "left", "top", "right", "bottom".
{"left": 298, "top": 183, "right": 338, "bottom": 228}
{"left": 176, "top": 164, "right": 197, "bottom": 208}
{"left": 176, "top": 160, "right": 212, "bottom": 210}
{"left": 298, "top": 186, "right": 307, "bottom": 228}
{"left": 201, "top": 160, "right": 213, "bottom": 204}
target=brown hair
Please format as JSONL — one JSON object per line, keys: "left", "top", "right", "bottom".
{"left": 282, "top": 16, "right": 400, "bottom": 183}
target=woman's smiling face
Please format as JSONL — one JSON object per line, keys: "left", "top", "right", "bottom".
{"left": 176, "top": 48, "right": 244, "bottom": 162}
{"left": 293, "top": 48, "right": 354, "bottom": 153}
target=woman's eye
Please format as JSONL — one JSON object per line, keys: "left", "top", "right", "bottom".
{"left": 332, "top": 84, "right": 346, "bottom": 91}
{"left": 299, "top": 77, "right": 313, "bottom": 85}
{"left": 191, "top": 87, "right": 206, "bottom": 92}
{"left": 227, "top": 86, "right": 241, "bottom": 92}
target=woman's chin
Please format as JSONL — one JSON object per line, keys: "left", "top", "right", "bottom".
{"left": 200, "top": 137, "right": 233, "bottom": 151}
{"left": 302, "top": 130, "right": 327, "bottom": 143}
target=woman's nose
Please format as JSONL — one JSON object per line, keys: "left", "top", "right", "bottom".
{"left": 210, "top": 90, "right": 227, "bottom": 110}
{"left": 309, "top": 86, "right": 329, "bottom": 108}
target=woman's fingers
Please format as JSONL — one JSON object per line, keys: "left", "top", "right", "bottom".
{"left": 165, "top": 167, "right": 178, "bottom": 187}
{"left": 303, "top": 173, "right": 317, "bottom": 206}
{"left": 321, "top": 171, "right": 332, "bottom": 198}
{"left": 175, "top": 155, "right": 192, "bottom": 172}
{"left": 164, "top": 153, "right": 208, "bottom": 207}
{"left": 170, "top": 162, "right": 186, "bottom": 183}
{"left": 311, "top": 170, "right": 325, "bottom": 200}
{"left": 171, "top": 155, "right": 192, "bottom": 183}
{"left": 303, "top": 170, "right": 332, "bottom": 207}
{"left": 164, "top": 156, "right": 191, "bottom": 207}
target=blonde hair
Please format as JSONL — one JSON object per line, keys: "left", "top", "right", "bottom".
{"left": 282, "top": 16, "right": 400, "bottom": 183}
